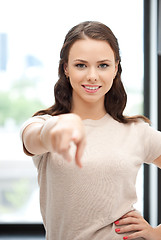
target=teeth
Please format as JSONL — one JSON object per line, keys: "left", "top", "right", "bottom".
{"left": 84, "top": 86, "right": 99, "bottom": 90}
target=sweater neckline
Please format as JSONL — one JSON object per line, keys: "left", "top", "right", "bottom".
{"left": 83, "top": 113, "right": 111, "bottom": 126}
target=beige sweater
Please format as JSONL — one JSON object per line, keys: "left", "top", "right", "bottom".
{"left": 21, "top": 114, "right": 161, "bottom": 240}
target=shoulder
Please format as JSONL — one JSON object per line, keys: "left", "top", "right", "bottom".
{"left": 31, "top": 114, "right": 52, "bottom": 121}
{"left": 20, "top": 114, "right": 52, "bottom": 140}
{"left": 124, "top": 120, "right": 160, "bottom": 140}
{"left": 108, "top": 118, "right": 158, "bottom": 140}
{"left": 21, "top": 114, "right": 52, "bottom": 129}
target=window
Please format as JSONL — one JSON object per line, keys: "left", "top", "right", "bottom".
{"left": 0, "top": 0, "right": 144, "bottom": 224}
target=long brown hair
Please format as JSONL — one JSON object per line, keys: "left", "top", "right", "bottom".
{"left": 33, "top": 21, "right": 149, "bottom": 124}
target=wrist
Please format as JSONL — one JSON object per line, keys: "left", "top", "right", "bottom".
{"left": 151, "top": 225, "right": 161, "bottom": 240}
{"left": 155, "top": 224, "right": 161, "bottom": 234}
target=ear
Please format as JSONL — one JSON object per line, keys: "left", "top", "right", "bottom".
{"left": 64, "top": 63, "right": 69, "bottom": 77}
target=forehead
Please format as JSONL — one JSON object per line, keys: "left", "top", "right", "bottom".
{"left": 68, "top": 38, "right": 115, "bottom": 61}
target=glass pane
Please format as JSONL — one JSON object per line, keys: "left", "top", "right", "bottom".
{"left": 0, "top": 0, "right": 143, "bottom": 223}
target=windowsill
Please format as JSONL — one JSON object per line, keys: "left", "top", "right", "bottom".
{"left": 0, "top": 237, "right": 45, "bottom": 240}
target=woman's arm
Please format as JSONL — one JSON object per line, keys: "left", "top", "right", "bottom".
{"left": 114, "top": 210, "right": 161, "bottom": 240}
{"left": 22, "top": 122, "right": 48, "bottom": 156}
{"left": 22, "top": 113, "right": 86, "bottom": 167}
{"left": 114, "top": 155, "right": 161, "bottom": 239}
{"left": 153, "top": 155, "right": 161, "bottom": 169}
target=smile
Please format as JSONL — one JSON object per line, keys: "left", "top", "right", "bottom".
{"left": 82, "top": 85, "right": 101, "bottom": 93}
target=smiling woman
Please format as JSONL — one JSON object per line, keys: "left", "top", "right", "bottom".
{"left": 33, "top": 22, "right": 147, "bottom": 124}
{"left": 0, "top": 0, "right": 148, "bottom": 237}
{"left": 20, "top": 21, "right": 161, "bottom": 240}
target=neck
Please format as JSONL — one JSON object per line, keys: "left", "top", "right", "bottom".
{"left": 71, "top": 102, "right": 106, "bottom": 120}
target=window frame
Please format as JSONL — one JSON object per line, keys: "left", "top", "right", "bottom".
{"left": 158, "top": 0, "right": 161, "bottom": 225}
{"left": 0, "top": 0, "right": 161, "bottom": 236}
{"left": 143, "top": 0, "right": 150, "bottom": 223}
{"left": 0, "top": 223, "right": 45, "bottom": 237}
{"left": 143, "top": 0, "right": 161, "bottom": 226}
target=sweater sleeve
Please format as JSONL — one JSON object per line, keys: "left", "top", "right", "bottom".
{"left": 143, "top": 123, "right": 161, "bottom": 164}
{"left": 20, "top": 114, "right": 52, "bottom": 156}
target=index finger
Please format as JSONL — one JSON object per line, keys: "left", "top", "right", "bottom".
{"left": 72, "top": 130, "right": 86, "bottom": 168}
{"left": 75, "top": 138, "right": 86, "bottom": 168}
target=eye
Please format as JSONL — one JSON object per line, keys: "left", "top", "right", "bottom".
{"left": 99, "top": 63, "right": 109, "bottom": 69}
{"left": 75, "top": 64, "right": 86, "bottom": 69}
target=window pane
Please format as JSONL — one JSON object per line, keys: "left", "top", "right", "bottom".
{"left": 0, "top": 0, "right": 143, "bottom": 223}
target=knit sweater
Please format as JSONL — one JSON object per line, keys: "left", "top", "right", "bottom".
{"left": 21, "top": 113, "right": 161, "bottom": 240}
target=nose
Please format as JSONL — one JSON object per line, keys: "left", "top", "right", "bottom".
{"left": 87, "top": 67, "right": 98, "bottom": 82}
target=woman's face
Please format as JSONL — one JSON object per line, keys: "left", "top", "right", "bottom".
{"left": 64, "top": 37, "right": 118, "bottom": 110}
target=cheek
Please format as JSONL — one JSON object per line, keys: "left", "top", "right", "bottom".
{"left": 102, "top": 71, "right": 114, "bottom": 82}
{"left": 69, "top": 75, "right": 82, "bottom": 89}
{"left": 103, "top": 74, "right": 114, "bottom": 90}
{"left": 107, "top": 79, "right": 114, "bottom": 89}
{"left": 69, "top": 70, "right": 84, "bottom": 82}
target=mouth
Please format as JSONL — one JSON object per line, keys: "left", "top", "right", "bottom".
{"left": 82, "top": 85, "right": 101, "bottom": 93}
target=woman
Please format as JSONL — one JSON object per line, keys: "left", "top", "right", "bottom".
{"left": 21, "top": 21, "right": 161, "bottom": 240}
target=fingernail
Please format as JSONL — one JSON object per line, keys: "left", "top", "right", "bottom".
{"left": 72, "top": 130, "right": 79, "bottom": 140}
{"left": 79, "top": 164, "right": 82, "bottom": 168}
{"left": 115, "top": 228, "right": 120, "bottom": 232}
{"left": 77, "top": 161, "right": 82, "bottom": 168}
{"left": 114, "top": 220, "right": 119, "bottom": 225}
{"left": 123, "top": 237, "right": 128, "bottom": 239}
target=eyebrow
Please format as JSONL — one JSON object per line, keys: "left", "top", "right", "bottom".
{"left": 97, "top": 59, "right": 112, "bottom": 63}
{"left": 73, "top": 59, "right": 112, "bottom": 63}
